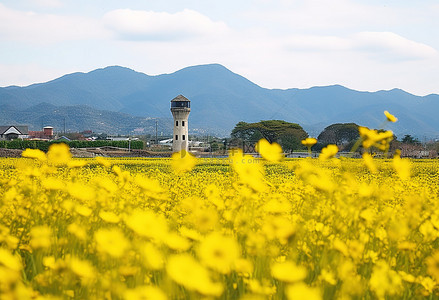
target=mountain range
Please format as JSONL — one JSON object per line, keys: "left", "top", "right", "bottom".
{"left": 1, "top": 64, "right": 439, "bottom": 139}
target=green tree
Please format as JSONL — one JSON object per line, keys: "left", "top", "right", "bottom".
{"left": 401, "top": 134, "right": 420, "bottom": 145}
{"left": 231, "top": 120, "right": 308, "bottom": 152}
{"left": 318, "top": 123, "right": 360, "bottom": 149}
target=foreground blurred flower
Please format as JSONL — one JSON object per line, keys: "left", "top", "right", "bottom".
{"left": 139, "top": 243, "right": 164, "bottom": 270}
{"left": 230, "top": 149, "right": 266, "bottom": 192}
{"left": 30, "top": 225, "right": 52, "bottom": 250}
{"left": 426, "top": 251, "right": 439, "bottom": 282}
{"left": 125, "top": 210, "right": 168, "bottom": 241}
{"left": 123, "top": 286, "right": 167, "bottom": 300}
{"left": 68, "top": 257, "right": 96, "bottom": 285}
{"left": 393, "top": 150, "right": 411, "bottom": 180}
{"left": 369, "top": 260, "right": 402, "bottom": 299}
{"left": 286, "top": 282, "right": 321, "bottom": 300}
{"left": 271, "top": 261, "right": 307, "bottom": 283}
{"left": 359, "top": 127, "right": 393, "bottom": 151}
{"left": 384, "top": 110, "right": 398, "bottom": 123}
{"left": 0, "top": 248, "right": 22, "bottom": 272}
{"left": 256, "top": 138, "right": 283, "bottom": 162}
{"left": 166, "top": 254, "right": 223, "bottom": 296}
{"left": 362, "top": 153, "right": 377, "bottom": 173}
{"left": 198, "top": 232, "right": 240, "bottom": 274}
{"left": 301, "top": 137, "right": 317, "bottom": 148}
{"left": 302, "top": 137, "right": 317, "bottom": 154}
{"left": 171, "top": 150, "right": 197, "bottom": 173}
{"left": 22, "top": 148, "right": 47, "bottom": 161}
{"left": 47, "top": 143, "right": 72, "bottom": 166}
{"left": 319, "top": 144, "right": 338, "bottom": 160}
{"left": 94, "top": 228, "right": 130, "bottom": 258}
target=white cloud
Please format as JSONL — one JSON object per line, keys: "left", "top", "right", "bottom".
{"left": 0, "top": 3, "right": 109, "bottom": 44}
{"left": 103, "top": 8, "right": 229, "bottom": 41}
{"left": 27, "top": 0, "right": 62, "bottom": 8}
{"left": 283, "top": 31, "right": 438, "bottom": 62}
{"left": 244, "top": 0, "right": 394, "bottom": 31}
{"left": 353, "top": 32, "right": 438, "bottom": 61}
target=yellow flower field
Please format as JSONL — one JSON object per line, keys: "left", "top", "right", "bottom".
{"left": 1, "top": 142, "right": 439, "bottom": 299}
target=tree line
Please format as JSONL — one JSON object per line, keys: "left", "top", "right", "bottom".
{"left": 0, "top": 140, "right": 144, "bottom": 152}
{"left": 230, "top": 120, "right": 425, "bottom": 153}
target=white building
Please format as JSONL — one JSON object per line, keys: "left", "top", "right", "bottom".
{"left": 170, "top": 95, "right": 191, "bottom": 153}
{"left": 0, "top": 126, "right": 29, "bottom": 140}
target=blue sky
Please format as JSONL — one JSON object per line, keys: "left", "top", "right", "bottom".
{"left": 1, "top": 0, "right": 438, "bottom": 95}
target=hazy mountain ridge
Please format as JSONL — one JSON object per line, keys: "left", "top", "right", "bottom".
{"left": 0, "top": 102, "right": 172, "bottom": 135}
{"left": 1, "top": 64, "right": 438, "bottom": 138}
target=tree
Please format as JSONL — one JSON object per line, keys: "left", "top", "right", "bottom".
{"left": 231, "top": 120, "right": 308, "bottom": 152}
{"left": 318, "top": 123, "right": 360, "bottom": 149}
{"left": 401, "top": 134, "right": 420, "bottom": 145}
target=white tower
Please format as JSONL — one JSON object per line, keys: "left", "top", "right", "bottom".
{"left": 170, "top": 95, "right": 191, "bottom": 153}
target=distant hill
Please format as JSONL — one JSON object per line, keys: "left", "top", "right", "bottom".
{"left": 1, "top": 64, "right": 439, "bottom": 138}
{"left": 0, "top": 102, "right": 172, "bottom": 136}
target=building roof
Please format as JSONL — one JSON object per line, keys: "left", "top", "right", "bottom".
{"left": 171, "top": 95, "right": 190, "bottom": 102}
{"left": 0, "top": 125, "right": 29, "bottom": 135}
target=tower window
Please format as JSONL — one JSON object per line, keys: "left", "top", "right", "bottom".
{"left": 182, "top": 135, "right": 185, "bottom": 140}
{"left": 175, "top": 135, "right": 178, "bottom": 141}
{"left": 176, "top": 121, "right": 178, "bottom": 126}
{"left": 182, "top": 121, "right": 185, "bottom": 126}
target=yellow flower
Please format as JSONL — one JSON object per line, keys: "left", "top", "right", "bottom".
{"left": 187, "top": 207, "right": 218, "bottom": 233}
{"left": 47, "top": 143, "right": 72, "bottom": 166}
{"left": 99, "top": 211, "right": 120, "bottom": 224}
{"left": 271, "top": 261, "right": 307, "bottom": 283}
{"left": 67, "top": 223, "right": 87, "bottom": 241}
{"left": 333, "top": 239, "right": 349, "bottom": 257}
{"left": 319, "top": 269, "right": 337, "bottom": 285}
{"left": 22, "top": 148, "right": 47, "bottom": 161}
{"left": 75, "top": 205, "right": 92, "bottom": 217}
{"left": 139, "top": 243, "right": 164, "bottom": 270}
{"left": 255, "top": 138, "right": 283, "bottom": 162}
{"left": 67, "top": 159, "right": 87, "bottom": 168}
{"left": 164, "top": 232, "right": 191, "bottom": 251}
{"left": 393, "top": 150, "right": 410, "bottom": 180}
{"left": 166, "top": 254, "right": 223, "bottom": 296}
{"left": 418, "top": 276, "right": 436, "bottom": 294}
{"left": 95, "top": 156, "right": 111, "bottom": 168}
{"left": 94, "top": 228, "right": 130, "bottom": 258}
{"left": 359, "top": 127, "right": 393, "bottom": 151}
{"left": 369, "top": 260, "right": 402, "bottom": 299}
{"left": 362, "top": 153, "right": 377, "bottom": 173}
{"left": 68, "top": 182, "right": 96, "bottom": 202}
{"left": 233, "top": 258, "right": 254, "bottom": 275}
{"left": 247, "top": 279, "right": 277, "bottom": 295}
{"left": 135, "top": 176, "right": 164, "bottom": 195}
{"left": 68, "top": 257, "right": 95, "bottom": 285}
{"left": 124, "top": 286, "right": 167, "bottom": 300}
{"left": 319, "top": 144, "right": 338, "bottom": 160}
{"left": 286, "top": 282, "right": 321, "bottom": 300}
{"left": 301, "top": 137, "right": 317, "bottom": 147}
{"left": 30, "top": 225, "right": 52, "bottom": 250}
{"left": 198, "top": 232, "right": 240, "bottom": 274}
{"left": 384, "top": 110, "right": 398, "bottom": 122}
{"left": 426, "top": 251, "right": 439, "bottom": 282}
{"left": 125, "top": 210, "right": 168, "bottom": 240}
{"left": 230, "top": 149, "right": 266, "bottom": 192}
{"left": 41, "top": 177, "right": 65, "bottom": 190}
{"left": 171, "top": 150, "right": 197, "bottom": 173}
{"left": 0, "top": 248, "right": 22, "bottom": 271}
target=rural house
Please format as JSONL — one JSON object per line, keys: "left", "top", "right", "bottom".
{"left": 0, "top": 125, "right": 29, "bottom": 140}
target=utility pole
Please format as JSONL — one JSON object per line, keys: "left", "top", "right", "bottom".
{"left": 64, "top": 117, "right": 66, "bottom": 134}
{"left": 155, "top": 120, "right": 158, "bottom": 145}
